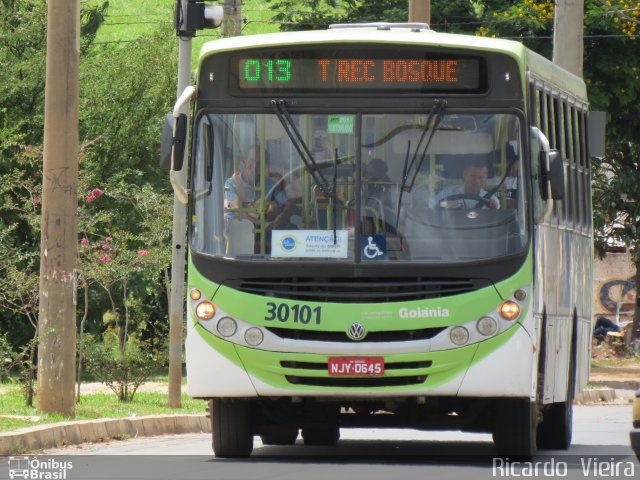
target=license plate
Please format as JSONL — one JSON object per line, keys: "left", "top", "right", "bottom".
{"left": 328, "top": 357, "right": 384, "bottom": 376}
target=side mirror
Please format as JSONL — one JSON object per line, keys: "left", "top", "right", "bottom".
{"left": 548, "top": 151, "right": 564, "bottom": 200}
{"left": 172, "top": 113, "right": 188, "bottom": 171}
{"left": 160, "top": 113, "right": 188, "bottom": 171}
{"left": 540, "top": 150, "right": 564, "bottom": 200}
{"left": 167, "top": 85, "right": 196, "bottom": 205}
{"left": 587, "top": 111, "right": 606, "bottom": 158}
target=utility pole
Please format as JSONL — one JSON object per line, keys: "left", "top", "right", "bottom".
{"left": 167, "top": 0, "right": 193, "bottom": 409}
{"left": 408, "top": 0, "right": 431, "bottom": 25}
{"left": 37, "top": 0, "right": 80, "bottom": 416}
{"left": 222, "top": 0, "right": 242, "bottom": 37}
{"left": 168, "top": 0, "right": 224, "bottom": 408}
{"left": 553, "top": 0, "right": 584, "bottom": 77}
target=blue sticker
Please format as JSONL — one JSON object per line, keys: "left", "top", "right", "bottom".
{"left": 361, "top": 235, "right": 387, "bottom": 260}
{"left": 280, "top": 235, "right": 297, "bottom": 252}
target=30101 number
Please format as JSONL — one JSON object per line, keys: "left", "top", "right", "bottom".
{"left": 265, "top": 302, "right": 321, "bottom": 325}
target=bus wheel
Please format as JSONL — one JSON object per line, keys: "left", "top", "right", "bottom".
{"left": 211, "top": 398, "right": 254, "bottom": 457}
{"left": 537, "top": 398, "right": 573, "bottom": 450}
{"left": 260, "top": 426, "right": 299, "bottom": 445}
{"left": 538, "top": 359, "right": 574, "bottom": 449}
{"left": 493, "top": 399, "right": 537, "bottom": 459}
{"left": 301, "top": 425, "right": 340, "bottom": 446}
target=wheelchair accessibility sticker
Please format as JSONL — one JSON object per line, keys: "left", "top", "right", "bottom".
{"left": 361, "top": 235, "right": 386, "bottom": 260}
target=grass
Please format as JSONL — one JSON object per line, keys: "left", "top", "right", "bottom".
{"left": 0, "top": 383, "right": 206, "bottom": 433}
{"left": 96, "top": 0, "right": 279, "bottom": 44}
{"left": 592, "top": 356, "right": 640, "bottom": 368}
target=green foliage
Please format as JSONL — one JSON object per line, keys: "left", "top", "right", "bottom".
{"left": 0, "top": 0, "right": 107, "bottom": 157}
{"left": 0, "top": 384, "right": 204, "bottom": 432}
{"left": 0, "top": 332, "right": 37, "bottom": 404}
{"left": 266, "top": 0, "right": 477, "bottom": 33}
{"left": 84, "top": 332, "right": 167, "bottom": 402}
{"left": 80, "top": 23, "right": 178, "bottom": 185}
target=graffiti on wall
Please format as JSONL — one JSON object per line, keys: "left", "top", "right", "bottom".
{"left": 598, "top": 276, "right": 636, "bottom": 314}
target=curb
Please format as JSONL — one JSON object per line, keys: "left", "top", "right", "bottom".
{"left": 574, "top": 388, "right": 618, "bottom": 404}
{"left": 0, "top": 414, "right": 211, "bottom": 455}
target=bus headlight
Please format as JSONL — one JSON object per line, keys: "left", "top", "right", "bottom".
{"left": 190, "top": 289, "right": 202, "bottom": 301}
{"left": 450, "top": 326, "right": 469, "bottom": 346}
{"left": 216, "top": 317, "right": 237, "bottom": 337}
{"left": 499, "top": 300, "right": 520, "bottom": 321}
{"left": 244, "top": 327, "right": 264, "bottom": 346}
{"left": 195, "top": 301, "right": 216, "bottom": 320}
{"left": 477, "top": 316, "right": 498, "bottom": 336}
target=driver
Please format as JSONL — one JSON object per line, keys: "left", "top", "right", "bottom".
{"left": 430, "top": 160, "right": 500, "bottom": 209}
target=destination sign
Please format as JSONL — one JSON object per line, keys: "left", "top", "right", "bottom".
{"left": 230, "top": 50, "right": 485, "bottom": 94}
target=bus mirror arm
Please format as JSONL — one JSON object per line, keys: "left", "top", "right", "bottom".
{"left": 169, "top": 85, "right": 196, "bottom": 204}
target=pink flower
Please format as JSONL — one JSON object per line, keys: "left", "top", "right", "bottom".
{"left": 137, "top": 250, "right": 150, "bottom": 256}
{"left": 105, "top": 236, "right": 112, "bottom": 242}
{"left": 86, "top": 188, "right": 104, "bottom": 204}
{"left": 26, "top": 145, "right": 33, "bottom": 153}
{"left": 101, "top": 244, "right": 111, "bottom": 251}
{"left": 32, "top": 195, "right": 41, "bottom": 206}
{"left": 80, "top": 237, "right": 88, "bottom": 245}
{"left": 99, "top": 255, "right": 111, "bottom": 263}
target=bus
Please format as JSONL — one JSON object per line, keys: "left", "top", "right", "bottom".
{"left": 162, "top": 23, "right": 605, "bottom": 458}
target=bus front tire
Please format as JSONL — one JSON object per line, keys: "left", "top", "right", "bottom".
{"left": 211, "top": 398, "right": 254, "bottom": 457}
{"left": 493, "top": 399, "right": 538, "bottom": 459}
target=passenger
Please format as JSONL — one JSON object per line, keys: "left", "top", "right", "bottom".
{"left": 430, "top": 160, "right": 500, "bottom": 209}
{"left": 364, "top": 158, "right": 391, "bottom": 206}
{"left": 224, "top": 146, "right": 296, "bottom": 231}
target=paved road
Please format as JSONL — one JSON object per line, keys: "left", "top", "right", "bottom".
{"left": 5, "top": 405, "right": 636, "bottom": 480}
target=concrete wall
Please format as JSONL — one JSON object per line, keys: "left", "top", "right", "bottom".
{"left": 594, "top": 251, "right": 636, "bottom": 321}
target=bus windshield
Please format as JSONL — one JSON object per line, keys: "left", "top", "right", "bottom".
{"left": 190, "top": 111, "right": 527, "bottom": 262}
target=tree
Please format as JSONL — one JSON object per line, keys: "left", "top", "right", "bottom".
{"left": 266, "top": 0, "right": 477, "bottom": 33}
{"left": 481, "top": 0, "right": 640, "bottom": 344}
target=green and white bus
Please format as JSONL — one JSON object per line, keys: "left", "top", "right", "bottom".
{"left": 163, "top": 23, "right": 604, "bottom": 458}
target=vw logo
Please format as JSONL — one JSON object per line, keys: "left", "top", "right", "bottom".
{"left": 347, "top": 323, "right": 367, "bottom": 341}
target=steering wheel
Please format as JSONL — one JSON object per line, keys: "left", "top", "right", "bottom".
{"left": 439, "top": 193, "right": 492, "bottom": 209}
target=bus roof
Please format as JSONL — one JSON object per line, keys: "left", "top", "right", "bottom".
{"left": 199, "top": 26, "right": 587, "bottom": 101}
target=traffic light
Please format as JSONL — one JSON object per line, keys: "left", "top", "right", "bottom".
{"left": 174, "top": 0, "right": 223, "bottom": 37}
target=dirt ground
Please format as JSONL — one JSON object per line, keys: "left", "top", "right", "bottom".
{"left": 590, "top": 340, "right": 640, "bottom": 389}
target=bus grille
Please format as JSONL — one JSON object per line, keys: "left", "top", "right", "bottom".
{"left": 285, "top": 375, "right": 427, "bottom": 387}
{"left": 267, "top": 327, "right": 446, "bottom": 342}
{"left": 280, "top": 361, "right": 431, "bottom": 388}
{"left": 225, "top": 277, "right": 484, "bottom": 303}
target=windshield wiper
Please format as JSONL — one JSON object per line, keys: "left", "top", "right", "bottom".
{"left": 394, "top": 99, "right": 447, "bottom": 228}
{"left": 271, "top": 100, "right": 334, "bottom": 197}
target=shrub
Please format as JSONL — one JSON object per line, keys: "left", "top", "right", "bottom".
{"left": 84, "top": 331, "right": 167, "bottom": 402}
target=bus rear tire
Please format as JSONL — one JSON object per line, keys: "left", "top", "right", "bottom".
{"left": 537, "top": 399, "right": 573, "bottom": 450}
{"left": 538, "top": 354, "right": 574, "bottom": 450}
{"left": 301, "top": 425, "right": 340, "bottom": 446}
{"left": 211, "top": 398, "right": 254, "bottom": 457}
{"left": 493, "top": 399, "right": 537, "bottom": 459}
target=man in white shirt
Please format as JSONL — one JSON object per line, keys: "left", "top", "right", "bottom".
{"left": 430, "top": 160, "right": 499, "bottom": 209}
